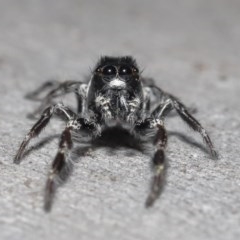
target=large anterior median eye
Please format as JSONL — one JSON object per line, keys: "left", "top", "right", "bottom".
{"left": 119, "top": 65, "right": 133, "bottom": 75}
{"left": 102, "top": 65, "right": 117, "bottom": 75}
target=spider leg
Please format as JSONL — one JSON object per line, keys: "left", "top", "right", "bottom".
{"left": 135, "top": 118, "right": 167, "bottom": 207}
{"left": 148, "top": 85, "right": 217, "bottom": 158}
{"left": 175, "top": 102, "right": 217, "bottom": 158}
{"left": 26, "top": 80, "right": 87, "bottom": 119}
{"left": 44, "top": 126, "right": 73, "bottom": 211}
{"left": 44, "top": 118, "right": 100, "bottom": 211}
{"left": 14, "top": 103, "right": 76, "bottom": 163}
{"left": 25, "top": 80, "right": 60, "bottom": 101}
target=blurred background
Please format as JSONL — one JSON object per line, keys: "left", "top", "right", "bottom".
{"left": 1, "top": 0, "right": 240, "bottom": 89}
{"left": 0, "top": 1, "right": 240, "bottom": 240}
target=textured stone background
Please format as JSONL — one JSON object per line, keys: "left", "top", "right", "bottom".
{"left": 0, "top": 0, "right": 240, "bottom": 239}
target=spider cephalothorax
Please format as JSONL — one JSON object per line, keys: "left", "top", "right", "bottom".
{"left": 14, "top": 56, "right": 217, "bottom": 211}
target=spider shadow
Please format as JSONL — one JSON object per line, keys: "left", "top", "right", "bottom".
{"left": 22, "top": 127, "right": 209, "bottom": 210}
{"left": 22, "top": 128, "right": 209, "bottom": 162}
{"left": 21, "top": 134, "right": 61, "bottom": 159}
{"left": 90, "top": 127, "right": 144, "bottom": 155}
{"left": 167, "top": 130, "right": 209, "bottom": 155}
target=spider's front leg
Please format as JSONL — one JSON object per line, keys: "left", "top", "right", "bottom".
{"left": 135, "top": 118, "right": 167, "bottom": 207}
{"left": 44, "top": 118, "right": 100, "bottom": 211}
{"left": 14, "top": 103, "right": 76, "bottom": 163}
{"left": 149, "top": 86, "right": 217, "bottom": 158}
{"left": 44, "top": 126, "right": 73, "bottom": 211}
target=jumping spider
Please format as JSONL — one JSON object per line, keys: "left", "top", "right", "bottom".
{"left": 14, "top": 56, "right": 217, "bottom": 211}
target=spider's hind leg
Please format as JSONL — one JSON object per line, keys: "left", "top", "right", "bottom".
{"left": 25, "top": 80, "right": 60, "bottom": 101}
{"left": 26, "top": 80, "right": 84, "bottom": 119}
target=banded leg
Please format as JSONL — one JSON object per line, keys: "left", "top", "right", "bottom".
{"left": 151, "top": 100, "right": 172, "bottom": 120}
{"left": 27, "top": 80, "right": 85, "bottom": 118}
{"left": 25, "top": 80, "right": 60, "bottom": 101}
{"left": 149, "top": 120, "right": 167, "bottom": 207}
{"left": 44, "top": 127, "right": 73, "bottom": 211}
{"left": 44, "top": 118, "right": 100, "bottom": 211}
{"left": 14, "top": 103, "right": 76, "bottom": 163}
{"left": 135, "top": 119, "right": 167, "bottom": 207}
{"left": 148, "top": 85, "right": 217, "bottom": 158}
{"left": 171, "top": 98, "right": 217, "bottom": 158}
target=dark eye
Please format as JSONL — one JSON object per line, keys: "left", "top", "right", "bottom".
{"left": 102, "top": 65, "right": 117, "bottom": 75}
{"left": 119, "top": 65, "right": 132, "bottom": 75}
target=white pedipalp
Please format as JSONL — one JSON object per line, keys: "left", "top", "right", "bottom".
{"left": 120, "top": 95, "right": 128, "bottom": 111}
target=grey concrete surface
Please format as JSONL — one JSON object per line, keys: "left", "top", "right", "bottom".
{"left": 0, "top": 0, "right": 240, "bottom": 239}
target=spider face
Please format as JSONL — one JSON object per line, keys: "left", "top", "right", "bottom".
{"left": 93, "top": 56, "right": 140, "bottom": 90}
{"left": 87, "top": 56, "right": 143, "bottom": 121}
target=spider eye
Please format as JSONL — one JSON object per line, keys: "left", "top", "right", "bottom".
{"left": 119, "top": 65, "right": 132, "bottom": 75}
{"left": 102, "top": 65, "right": 117, "bottom": 75}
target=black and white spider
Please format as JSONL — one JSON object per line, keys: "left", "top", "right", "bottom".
{"left": 14, "top": 56, "right": 217, "bottom": 211}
